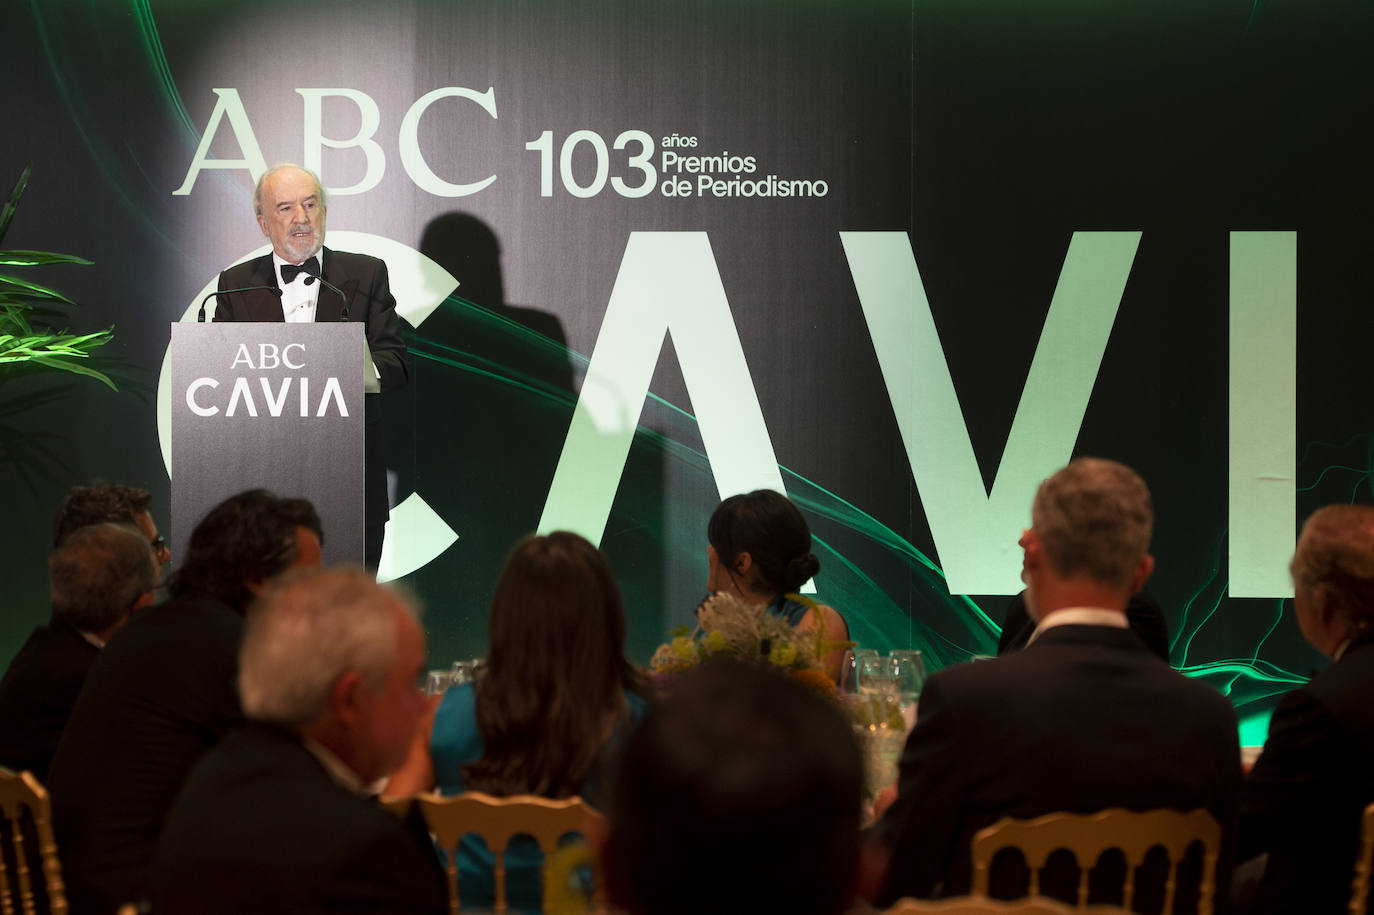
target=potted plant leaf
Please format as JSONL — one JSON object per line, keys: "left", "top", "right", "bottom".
{"left": 1, "top": 165, "right": 117, "bottom": 492}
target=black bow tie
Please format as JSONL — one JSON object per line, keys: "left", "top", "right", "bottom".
{"left": 280, "top": 257, "right": 321, "bottom": 285}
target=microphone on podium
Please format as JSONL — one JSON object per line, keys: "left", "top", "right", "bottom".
{"left": 303, "top": 275, "right": 351, "bottom": 321}
{"left": 198, "top": 285, "right": 283, "bottom": 323}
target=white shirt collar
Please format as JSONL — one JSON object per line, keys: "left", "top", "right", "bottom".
{"left": 76, "top": 628, "right": 106, "bottom": 649}
{"left": 1025, "top": 606, "right": 1129, "bottom": 646}
{"left": 301, "top": 736, "right": 369, "bottom": 795}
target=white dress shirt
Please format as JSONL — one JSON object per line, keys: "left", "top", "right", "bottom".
{"left": 272, "top": 251, "right": 321, "bottom": 323}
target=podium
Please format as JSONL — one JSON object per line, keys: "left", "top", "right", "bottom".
{"left": 169, "top": 322, "right": 366, "bottom": 567}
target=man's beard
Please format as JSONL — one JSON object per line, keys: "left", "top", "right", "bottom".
{"left": 283, "top": 226, "right": 322, "bottom": 262}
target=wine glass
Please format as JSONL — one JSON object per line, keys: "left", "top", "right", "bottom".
{"left": 858, "top": 655, "right": 898, "bottom": 698}
{"left": 840, "top": 648, "right": 878, "bottom": 694}
{"left": 424, "top": 669, "right": 453, "bottom": 697}
{"left": 450, "top": 659, "right": 479, "bottom": 686}
{"left": 890, "top": 650, "right": 926, "bottom": 705}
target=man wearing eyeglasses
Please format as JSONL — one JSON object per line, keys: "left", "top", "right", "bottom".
{"left": 53, "top": 482, "right": 172, "bottom": 579}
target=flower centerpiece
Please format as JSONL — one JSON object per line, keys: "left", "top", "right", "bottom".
{"left": 649, "top": 591, "right": 839, "bottom": 697}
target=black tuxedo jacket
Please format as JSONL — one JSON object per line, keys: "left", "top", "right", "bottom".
{"left": 151, "top": 723, "right": 448, "bottom": 915}
{"left": 1238, "top": 632, "right": 1374, "bottom": 914}
{"left": 0, "top": 618, "right": 99, "bottom": 782}
{"left": 46, "top": 595, "right": 245, "bottom": 912}
{"left": 875, "top": 624, "right": 1242, "bottom": 908}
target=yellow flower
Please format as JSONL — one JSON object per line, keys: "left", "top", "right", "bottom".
{"left": 704, "top": 630, "right": 728, "bottom": 653}
{"left": 672, "top": 636, "right": 697, "bottom": 661}
{"left": 770, "top": 642, "right": 797, "bottom": 667}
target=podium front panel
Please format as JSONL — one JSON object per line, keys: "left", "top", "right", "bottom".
{"left": 171, "top": 322, "right": 365, "bottom": 568}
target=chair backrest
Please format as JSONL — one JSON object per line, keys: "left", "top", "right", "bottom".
{"left": 1349, "top": 801, "right": 1374, "bottom": 915}
{"left": 0, "top": 770, "right": 67, "bottom": 915}
{"left": 414, "top": 790, "right": 604, "bottom": 914}
{"left": 885, "top": 898, "right": 1128, "bottom": 915}
{"left": 970, "top": 808, "right": 1220, "bottom": 914}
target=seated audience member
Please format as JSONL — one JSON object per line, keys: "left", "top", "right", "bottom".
{"left": 52, "top": 482, "right": 172, "bottom": 573}
{"left": 997, "top": 588, "right": 1171, "bottom": 662}
{"left": 1235, "top": 504, "right": 1374, "bottom": 915}
{"left": 387, "top": 531, "right": 651, "bottom": 912}
{"left": 707, "top": 490, "right": 849, "bottom": 681}
{"left": 151, "top": 568, "right": 447, "bottom": 915}
{"left": 602, "top": 661, "right": 865, "bottom": 915}
{"left": 871, "top": 458, "right": 1241, "bottom": 907}
{"left": 0, "top": 522, "right": 156, "bottom": 781}
{"left": 47, "top": 489, "right": 322, "bottom": 914}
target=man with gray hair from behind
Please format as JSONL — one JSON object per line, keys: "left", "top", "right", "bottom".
{"left": 151, "top": 567, "right": 447, "bottom": 915}
{"left": 1234, "top": 504, "right": 1374, "bottom": 915}
{"left": 871, "top": 457, "right": 1242, "bottom": 909}
{"left": 0, "top": 522, "right": 156, "bottom": 781}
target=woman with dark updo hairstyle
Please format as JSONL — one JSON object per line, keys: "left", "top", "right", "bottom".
{"left": 707, "top": 490, "right": 849, "bottom": 682}
{"left": 387, "top": 531, "right": 651, "bottom": 911}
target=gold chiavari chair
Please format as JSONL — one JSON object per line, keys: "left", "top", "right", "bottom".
{"left": 970, "top": 808, "right": 1220, "bottom": 914}
{"left": 1348, "top": 800, "right": 1374, "bottom": 915}
{"left": 407, "top": 790, "right": 605, "bottom": 914}
{"left": 0, "top": 769, "right": 66, "bottom": 915}
{"left": 884, "top": 898, "right": 1127, "bottom": 914}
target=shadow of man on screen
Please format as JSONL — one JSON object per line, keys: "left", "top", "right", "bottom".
{"left": 383, "top": 213, "right": 577, "bottom": 658}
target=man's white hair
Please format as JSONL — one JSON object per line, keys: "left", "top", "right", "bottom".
{"left": 252, "top": 163, "right": 327, "bottom": 216}
{"left": 1031, "top": 457, "right": 1153, "bottom": 590}
{"left": 238, "top": 567, "right": 418, "bottom": 727}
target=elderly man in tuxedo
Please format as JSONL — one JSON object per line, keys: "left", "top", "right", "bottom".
{"left": 871, "top": 457, "right": 1241, "bottom": 908}
{"left": 151, "top": 567, "right": 447, "bottom": 914}
{"left": 213, "top": 164, "right": 409, "bottom": 569}
{"left": 1236, "top": 504, "right": 1374, "bottom": 914}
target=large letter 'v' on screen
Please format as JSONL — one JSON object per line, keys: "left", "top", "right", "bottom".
{"left": 538, "top": 232, "right": 810, "bottom": 587}
{"left": 841, "top": 231, "right": 1141, "bottom": 595}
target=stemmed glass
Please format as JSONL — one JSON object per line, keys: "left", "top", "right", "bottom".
{"left": 889, "top": 650, "right": 926, "bottom": 706}
{"left": 840, "top": 648, "right": 878, "bottom": 694}
{"left": 858, "top": 655, "right": 899, "bottom": 698}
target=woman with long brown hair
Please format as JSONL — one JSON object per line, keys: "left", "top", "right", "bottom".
{"left": 387, "top": 530, "right": 650, "bottom": 910}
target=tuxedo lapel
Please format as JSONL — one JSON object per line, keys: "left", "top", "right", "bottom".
{"left": 313, "top": 248, "right": 358, "bottom": 323}
{"left": 243, "top": 254, "right": 286, "bottom": 321}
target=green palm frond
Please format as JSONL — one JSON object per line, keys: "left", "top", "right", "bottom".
{"left": 0, "top": 166, "right": 116, "bottom": 391}
{"left": 0, "top": 273, "right": 79, "bottom": 305}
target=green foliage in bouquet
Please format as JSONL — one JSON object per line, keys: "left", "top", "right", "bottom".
{"left": 1, "top": 166, "right": 116, "bottom": 390}
{"left": 650, "top": 592, "right": 851, "bottom": 697}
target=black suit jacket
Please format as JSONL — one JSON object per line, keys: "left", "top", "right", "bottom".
{"left": 1237, "top": 632, "right": 1374, "bottom": 915}
{"left": 0, "top": 619, "right": 99, "bottom": 782}
{"left": 875, "top": 624, "right": 1241, "bottom": 908}
{"left": 151, "top": 723, "right": 448, "bottom": 915}
{"left": 46, "top": 596, "right": 245, "bottom": 912}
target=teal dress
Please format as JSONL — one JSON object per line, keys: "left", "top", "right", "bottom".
{"left": 767, "top": 593, "right": 812, "bottom": 626}
{"left": 429, "top": 683, "right": 647, "bottom": 912}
